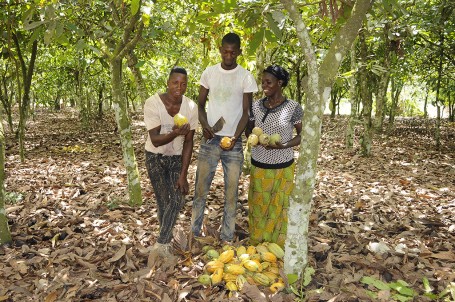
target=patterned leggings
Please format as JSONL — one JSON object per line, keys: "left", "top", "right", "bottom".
{"left": 145, "top": 151, "right": 184, "bottom": 244}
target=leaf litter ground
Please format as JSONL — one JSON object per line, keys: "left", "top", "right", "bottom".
{"left": 0, "top": 109, "right": 454, "bottom": 302}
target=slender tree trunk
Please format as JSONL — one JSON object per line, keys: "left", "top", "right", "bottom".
{"left": 111, "top": 59, "right": 142, "bottom": 206}
{"left": 373, "top": 23, "right": 391, "bottom": 132}
{"left": 387, "top": 78, "right": 403, "bottom": 131}
{"left": 106, "top": 1, "right": 144, "bottom": 206}
{"left": 280, "top": 0, "right": 373, "bottom": 278}
{"left": 127, "top": 51, "right": 148, "bottom": 103}
{"left": 98, "top": 84, "right": 104, "bottom": 118}
{"left": 13, "top": 35, "right": 38, "bottom": 163}
{"left": 434, "top": 29, "right": 445, "bottom": 149}
{"left": 0, "top": 75, "right": 14, "bottom": 133}
{"left": 0, "top": 109, "right": 12, "bottom": 245}
{"left": 346, "top": 40, "right": 358, "bottom": 149}
{"left": 423, "top": 85, "right": 429, "bottom": 119}
{"left": 448, "top": 90, "right": 454, "bottom": 122}
{"left": 358, "top": 27, "right": 373, "bottom": 156}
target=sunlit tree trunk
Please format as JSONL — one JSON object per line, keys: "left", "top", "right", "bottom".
{"left": 111, "top": 59, "right": 142, "bottom": 205}
{"left": 107, "top": 1, "right": 144, "bottom": 206}
{"left": 280, "top": 0, "right": 373, "bottom": 278}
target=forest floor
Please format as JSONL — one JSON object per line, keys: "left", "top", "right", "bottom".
{"left": 0, "top": 108, "right": 454, "bottom": 302}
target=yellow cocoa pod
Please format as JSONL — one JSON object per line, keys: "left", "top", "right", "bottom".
{"left": 268, "top": 266, "right": 280, "bottom": 275}
{"left": 238, "top": 253, "right": 250, "bottom": 262}
{"left": 211, "top": 267, "right": 223, "bottom": 284}
{"left": 260, "top": 252, "right": 277, "bottom": 263}
{"left": 218, "top": 249, "right": 235, "bottom": 263}
{"left": 236, "top": 246, "right": 247, "bottom": 256}
{"left": 253, "top": 272, "right": 271, "bottom": 286}
{"left": 270, "top": 282, "right": 285, "bottom": 293}
{"left": 261, "top": 261, "right": 271, "bottom": 270}
{"left": 243, "top": 260, "right": 260, "bottom": 272}
{"left": 255, "top": 244, "right": 269, "bottom": 254}
{"left": 226, "top": 281, "right": 238, "bottom": 291}
{"left": 250, "top": 253, "right": 261, "bottom": 261}
{"left": 266, "top": 242, "right": 285, "bottom": 259}
{"left": 225, "top": 264, "right": 245, "bottom": 275}
{"left": 220, "top": 137, "right": 232, "bottom": 149}
{"left": 223, "top": 272, "right": 238, "bottom": 282}
{"left": 251, "top": 259, "right": 263, "bottom": 272}
{"left": 246, "top": 245, "right": 257, "bottom": 255}
{"left": 236, "top": 274, "right": 247, "bottom": 290}
{"left": 205, "top": 260, "right": 224, "bottom": 273}
{"left": 263, "top": 271, "right": 279, "bottom": 282}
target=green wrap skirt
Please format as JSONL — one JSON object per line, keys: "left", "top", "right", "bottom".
{"left": 248, "top": 162, "right": 295, "bottom": 247}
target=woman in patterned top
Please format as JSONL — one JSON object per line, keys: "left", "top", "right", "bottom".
{"left": 247, "top": 65, "right": 303, "bottom": 247}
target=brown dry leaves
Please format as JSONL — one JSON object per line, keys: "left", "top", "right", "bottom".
{"left": 0, "top": 110, "right": 454, "bottom": 302}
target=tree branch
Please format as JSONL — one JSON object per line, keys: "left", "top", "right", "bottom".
{"left": 319, "top": 0, "right": 374, "bottom": 88}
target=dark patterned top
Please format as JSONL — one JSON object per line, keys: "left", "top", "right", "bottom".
{"left": 249, "top": 97, "right": 303, "bottom": 169}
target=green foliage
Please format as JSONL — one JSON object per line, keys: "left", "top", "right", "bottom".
{"left": 288, "top": 266, "right": 315, "bottom": 301}
{"left": 361, "top": 276, "right": 455, "bottom": 302}
{"left": 4, "top": 191, "right": 24, "bottom": 205}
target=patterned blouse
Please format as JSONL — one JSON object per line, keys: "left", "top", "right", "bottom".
{"left": 249, "top": 97, "right": 303, "bottom": 169}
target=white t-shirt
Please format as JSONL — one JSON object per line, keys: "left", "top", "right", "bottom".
{"left": 144, "top": 93, "right": 198, "bottom": 155}
{"left": 200, "top": 63, "right": 258, "bottom": 137}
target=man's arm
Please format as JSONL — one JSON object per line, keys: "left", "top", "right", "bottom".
{"left": 198, "top": 85, "right": 215, "bottom": 139}
{"left": 232, "top": 92, "right": 253, "bottom": 142}
{"left": 148, "top": 124, "right": 190, "bottom": 147}
{"left": 176, "top": 129, "right": 195, "bottom": 194}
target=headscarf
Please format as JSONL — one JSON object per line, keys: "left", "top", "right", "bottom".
{"left": 264, "top": 65, "right": 290, "bottom": 87}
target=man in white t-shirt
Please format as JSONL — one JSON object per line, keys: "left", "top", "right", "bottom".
{"left": 191, "top": 33, "right": 258, "bottom": 244}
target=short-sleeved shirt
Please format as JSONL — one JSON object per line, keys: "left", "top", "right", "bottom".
{"left": 250, "top": 97, "right": 303, "bottom": 169}
{"left": 144, "top": 93, "right": 198, "bottom": 156}
{"left": 200, "top": 63, "right": 258, "bottom": 137}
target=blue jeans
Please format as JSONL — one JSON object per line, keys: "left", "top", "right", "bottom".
{"left": 191, "top": 136, "right": 244, "bottom": 241}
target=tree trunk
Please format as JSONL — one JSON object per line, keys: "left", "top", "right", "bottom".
{"left": 423, "top": 85, "right": 429, "bottom": 119}
{"left": 98, "top": 84, "right": 104, "bottom": 119}
{"left": 13, "top": 34, "right": 38, "bottom": 163}
{"left": 373, "top": 23, "right": 391, "bottom": 132}
{"left": 434, "top": 29, "right": 445, "bottom": 149}
{"left": 280, "top": 0, "right": 373, "bottom": 278}
{"left": 346, "top": 40, "right": 358, "bottom": 149}
{"left": 0, "top": 74, "right": 14, "bottom": 133}
{"left": 127, "top": 51, "right": 148, "bottom": 103}
{"left": 0, "top": 109, "right": 12, "bottom": 245}
{"left": 387, "top": 77, "right": 403, "bottom": 131}
{"left": 358, "top": 27, "right": 373, "bottom": 156}
{"left": 111, "top": 59, "right": 143, "bottom": 206}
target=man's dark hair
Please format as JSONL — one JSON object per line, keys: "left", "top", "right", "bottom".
{"left": 170, "top": 66, "right": 187, "bottom": 76}
{"left": 221, "top": 32, "right": 241, "bottom": 48}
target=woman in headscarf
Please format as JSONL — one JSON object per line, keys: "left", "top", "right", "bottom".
{"left": 247, "top": 65, "right": 303, "bottom": 247}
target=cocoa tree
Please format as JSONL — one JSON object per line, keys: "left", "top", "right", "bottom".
{"left": 279, "top": 0, "right": 374, "bottom": 277}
